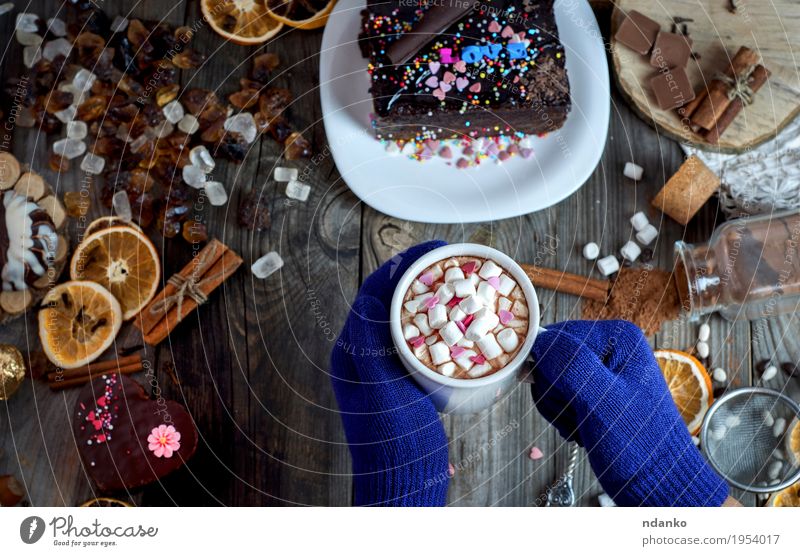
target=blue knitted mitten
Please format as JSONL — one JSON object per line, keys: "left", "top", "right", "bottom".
{"left": 330, "top": 241, "right": 450, "bottom": 506}
{"left": 531, "top": 320, "right": 729, "bottom": 506}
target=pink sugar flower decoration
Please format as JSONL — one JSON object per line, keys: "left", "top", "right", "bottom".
{"left": 409, "top": 336, "right": 426, "bottom": 348}
{"left": 424, "top": 296, "right": 440, "bottom": 310}
{"left": 487, "top": 276, "right": 501, "bottom": 289}
{"left": 148, "top": 424, "right": 181, "bottom": 458}
{"left": 469, "top": 354, "right": 486, "bottom": 365}
{"left": 418, "top": 272, "right": 434, "bottom": 286}
{"left": 499, "top": 309, "right": 514, "bottom": 325}
{"left": 450, "top": 345, "right": 466, "bottom": 358}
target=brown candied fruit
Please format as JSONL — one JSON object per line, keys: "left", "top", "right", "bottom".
{"left": 182, "top": 220, "right": 208, "bottom": 243}
{"left": 77, "top": 96, "right": 109, "bottom": 122}
{"left": 284, "top": 132, "right": 312, "bottom": 160}
{"left": 172, "top": 49, "right": 206, "bottom": 69}
{"left": 63, "top": 191, "right": 91, "bottom": 218}
{"left": 259, "top": 88, "right": 292, "bottom": 117}
{"left": 238, "top": 189, "right": 271, "bottom": 231}
{"left": 49, "top": 153, "right": 70, "bottom": 173}
{"left": 251, "top": 52, "right": 280, "bottom": 83}
{"left": 156, "top": 84, "right": 180, "bottom": 107}
{"left": 127, "top": 20, "right": 153, "bottom": 55}
{"left": 229, "top": 88, "right": 260, "bottom": 110}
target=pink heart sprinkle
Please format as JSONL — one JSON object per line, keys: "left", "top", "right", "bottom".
{"left": 428, "top": 61, "right": 441, "bottom": 74}
{"left": 439, "top": 82, "right": 452, "bottom": 93}
{"left": 425, "top": 139, "right": 440, "bottom": 151}
{"left": 448, "top": 463, "right": 455, "bottom": 476}
{"left": 521, "top": 148, "right": 534, "bottom": 159}
{"left": 439, "top": 146, "right": 453, "bottom": 159}
{"left": 456, "top": 321, "right": 466, "bottom": 333}
{"left": 454, "top": 60, "right": 466, "bottom": 73}
{"left": 424, "top": 296, "right": 439, "bottom": 309}
{"left": 499, "top": 309, "right": 514, "bottom": 325}
{"left": 501, "top": 25, "right": 515, "bottom": 38}
{"left": 455, "top": 77, "right": 469, "bottom": 91}
{"left": 443, "top": 71, "right": 456, "bottom": 84}
{"left": 469, "top": 82, "right": 482, "bottom": 93}
{"left": 425, "top": 75, "right": 439, "bottom": 89}
{"left": 461, "top": 261, "right": 477, "bottom": 275}
{"left": 447, "top": 296, "right": 462, "bottom": 308}
{"left": 469, "top": 354, "right": 486, "bottom": 365}
{"left": 419, "top": 272, "right": 434, "bottom": 286}
{"left": 462, "top": 314, "right": 475, "bottom": 327}
{"left": 487, "top": 276, "right": 501, "bottom": 289}
{"left": 488, "top": 21, "right": 501, "bottom": 33}
{"left": 450, "top": 346, "right": 466, "bottom": 358}
{"left": 529, "top": 446, "right": 544, "bottom": 460}
{"left": 409, "top": 336, "right": 425, "bottom": 348}
{"left": 433, "top": 88, "right": 446, "bottom": 101}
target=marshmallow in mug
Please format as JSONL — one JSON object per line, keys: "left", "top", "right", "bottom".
{"left": 399, "top": 255, "right": 530, "bottom": 379}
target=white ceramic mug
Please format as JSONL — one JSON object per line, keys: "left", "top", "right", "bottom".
{"left": 390, "top": 243, "right": 540, "bottom": 414}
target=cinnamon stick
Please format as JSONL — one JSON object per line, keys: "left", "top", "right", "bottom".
{"left": 519, "top": 264, "right": 609, "bottom": 302}
{"left": 141, "top": 247, "right": 243, "bottom": 345}
{"left": 49, "top": 362, "right": 143, "bottom": 390}
{"left": 703, "top": 64, "right": 770, "bottom": 144}
{"left": 677, "top": 88, "right": 707, "bottom": 121}
{"left": 690, "top": 46, "right": 760, "bottom": 130}
{"left": 135, "top": 238, "right": 228, "bottom": 336}
{"left": 46, "top": 354, "right": 142, "bottom": 382}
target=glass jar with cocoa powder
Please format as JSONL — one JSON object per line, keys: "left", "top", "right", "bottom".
{"left": 674, "top": 209, "right": 800, "bottom": 321}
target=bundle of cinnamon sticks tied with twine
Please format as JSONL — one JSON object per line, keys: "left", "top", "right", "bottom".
{"left": 680, "top": 46, "right": 770, "bottom": 144}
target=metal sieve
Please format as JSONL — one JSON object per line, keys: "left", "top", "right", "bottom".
{"left": 700, "top": 387, "right": 800, "bottom": 494}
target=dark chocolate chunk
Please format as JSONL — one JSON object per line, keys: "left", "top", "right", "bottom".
{"left": 387, "top": 1, "right": 479, "bottom": 65}
{"left": 650, "top": 31, "right": 693, "bottom": 69}
{"left": 650, "top": 66, "right": 695, "bottom": 110}
{"left": 615, "top": 10, "right": 661, "bottom": 55}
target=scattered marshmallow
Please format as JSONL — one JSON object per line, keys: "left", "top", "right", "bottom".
{"left": 596, "top": 255, "right": 620, "bottom": 276}
{"left": 428, "top": 305, "right": 448, "bottom": 329}
{"left": 762, "top": 410, "right": 775, "bottom": 428}
{"left": 439, "top": 362, "right": 456, "bottom": 377}
{"left": 478, "top": 260, "right": 502, "bottom": 279}
{"left": 435, "top": 283, "right": 455, "bottom": 305}
{"left": 440, "top": 321, "right": 464, "bottom": 346}
{"left": 454, "top": 349, "right": 477, "bottom": 370}
{"left": 698, "top": 323, "right": 711, "bottom": 342}
{"left": 497, "top": 297, "right": 512, "bottom": 312}
{"left": 467, "top": 272, "right": 481, "bottom": 288}
{"left": 411, "top": 279, "right": 430, "bottom": 294}
{"left": 476, "top": 281, "right": 497, "bottom": 305}
{"left": 413, "top": 313, "right": 433, "bottom": 336}
{"left": 403, "top": 324, "right": 420, "bottom": 340}
{"left": 444, "top": 267, "right": 465, "bottom": 283}
{"left": 636, "top": 224, "right": 659, "bottom": 246}
{"left": 456, "top": 338, "right": 474, "bottom": 349}
{"left": 620, "top": 241, "right": 641, "bottom": 262}
{"left": 496, "top": 274, "right": 516, "bottom": 296}
{"left": 711, "top": 426, "right": 727, "bottom": 441}
{"left": 724, "top": 415, "right": 741, "bottom": 429}
{"left": 465, "top": 313, "right": 500, "bottom": 342}
{"left": 449, "top": 306, "right": 466, "bottom": 322}
{"left": 598, "top": 493, "right": 616, "bottom": 507}
{"left": 712, "top": 367, "right": 727, "bottom": 383}
{"left": 762, "top": 365, "right": 778, "bottom": 381}
{"left": 583, "top": 242, "right": 600, "bottom": 260}
{"left": 773, "top": 417, "right": 787, "bottom": 438}
{"left": 691, "top": 435, "right": 701, "bottom": 447}
{"left": 430, "top": 342, "right": 451, "bottom": 365}
{"left": 425, "top": 335, "right": 438, "bottom": 346}
{"left": 453, "top": 278, "right": 476, "bottom": 298}
{"left": 496, "top": 328, "right": 519, "bottom": 353}
{"left": 624, "top": 161, "right": 643, "bottom": 181}
{"left": 630, "top": 211, "right": 649, "bottom": 232}
{"left": 767, "top": 460, "right": 783, "bottom": 480}
{"left": 459, "top": 295, "right": 484, "bottom": 315}
{"left": 468, "top": 363, "right": 493, "bottom": 378}
{"left": 476, "top": 333, "right": 503, "bottom": 360}
{"left": 696, "top": 341, "right": 709, "bottom": 359}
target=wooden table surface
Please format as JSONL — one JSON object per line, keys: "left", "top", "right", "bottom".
{"left": 1, "top": 0, "right": 798, "bottom": 507}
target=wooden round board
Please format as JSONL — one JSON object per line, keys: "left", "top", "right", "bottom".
{"left": 610, "top": 0, "right": 800, "bottom": 154}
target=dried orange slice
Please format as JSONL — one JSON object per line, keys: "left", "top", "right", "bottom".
{"left": 201, "top": 0, "right": 284, "bottom": 45}
{"left": 265, "top": 0, "right": 336, "bottom": 30}
{"left": 80, "top": 497, "right": 132, "bottom": 507}
{"left": 70, "top": 226, "right": 160, "bottom": 320}
{"left": 38, "top": 281, "right": 122, "bottom": 369}
{"left": 84, "top": 216, "right": 143, "bottom": 238}
{"left": 768, "top": 481, "right": 800, "bottom": 507}
{"left": 654, "top": 349, "right": 713, "bottom": 435}
{"left": 788, "top": 418, "right": 800, "bottom": 465}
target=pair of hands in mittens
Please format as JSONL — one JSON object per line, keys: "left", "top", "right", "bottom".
{"left": 331, "top": 241, "right": 728, "bottom": 506}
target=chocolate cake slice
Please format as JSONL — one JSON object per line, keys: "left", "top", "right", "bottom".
{"left": 359, "top": 0, "right": 571, "bottom": 142}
